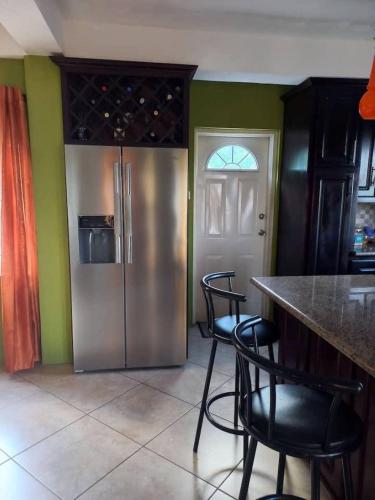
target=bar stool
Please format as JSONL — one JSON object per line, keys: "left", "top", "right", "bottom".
{"left": 193, "top": 272, "right": 279, "bottom": 454}
{"left": 233, "top": 317, "right": 364, "bottom": 500}
{"left": 258, "top": 496, "right": 304, "bottom": 500}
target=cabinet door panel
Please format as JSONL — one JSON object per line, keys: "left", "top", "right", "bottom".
{"left": 314, "top": 88, "right": 362, "bottom": 168}
{"left": 358, "top": 121, "right": 375, "bottom": 198}
{"left": 308, "top": 170, "right": 355, "bottom": 274}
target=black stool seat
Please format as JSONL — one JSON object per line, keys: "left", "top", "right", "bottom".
{"left": 215, "top": 314, "right": 278, "bottom": 345}
{"left": 251, "top": 385, "right": 363, "bottom": 455}
{"left": 233, "top": 317, "right": 364, "bottom": 500}
{"left": 257, "top": 496, "right": 305, "bottom": 500}
{"left": 193, "top": 272, "right": 279, "bottom": 459}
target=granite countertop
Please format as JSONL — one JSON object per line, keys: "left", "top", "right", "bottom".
{"left": 251, "top": 275, "right": 375, "bottom": 378}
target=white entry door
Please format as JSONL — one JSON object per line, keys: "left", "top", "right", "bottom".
{"left": 193, "top": 130, "right": 275, "bottom": 321}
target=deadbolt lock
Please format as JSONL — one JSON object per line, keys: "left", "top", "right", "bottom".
{"left": 259, "top": 213, "right": 265, "bottom": 220}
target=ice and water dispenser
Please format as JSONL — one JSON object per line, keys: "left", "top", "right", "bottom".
{"left": 78, "top": 215, "right": 115, "bottom": 264}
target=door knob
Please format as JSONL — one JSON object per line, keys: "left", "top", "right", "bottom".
{"left": 258, "top": 229, "right": 266, "bottom": 236}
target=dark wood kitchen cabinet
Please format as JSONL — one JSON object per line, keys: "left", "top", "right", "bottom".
{"left": 308, "top": 168, "right": 355, "bottom": 274}
{"left": 314, "top": 86, "right": 362, "bottom": 168}
{"left": 277, "top": 78, "right": 367, "bottom": 276}
{"left": 358, "top": 120, "right": 375, "bottom": 199}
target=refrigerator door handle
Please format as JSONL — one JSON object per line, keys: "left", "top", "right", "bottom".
{"left": 126, "top": 162, "right": 133, "bottom": 264}
{"left": 113, "top": 161, "right": 123, "bottom": 264}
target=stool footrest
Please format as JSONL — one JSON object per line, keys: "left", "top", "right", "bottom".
{"left": 204, "top": 391, "right": 246, "bottom": 436}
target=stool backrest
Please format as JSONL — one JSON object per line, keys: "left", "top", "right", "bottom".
{"left": 201, "top": 272, "right": 246, "bottom": 337}
{"left": 232, "top": 317, "right": 363, "bottom": 451}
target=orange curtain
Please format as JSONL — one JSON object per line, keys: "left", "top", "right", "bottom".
{"left": 0, "top": 86, "right": 41, "bottom": 373}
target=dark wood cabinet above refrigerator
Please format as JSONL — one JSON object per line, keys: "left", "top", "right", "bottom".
{"left": 277, "top": 78, "right": 367, "bottom": 276}
{"left": 51, "top": 56, "right": 197, "bottom": 148}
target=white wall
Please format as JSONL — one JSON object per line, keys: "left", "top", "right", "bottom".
{"left": 62, "top": 19, "right": 373, "bottom": 84}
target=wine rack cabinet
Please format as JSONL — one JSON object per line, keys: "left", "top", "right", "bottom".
{"left": 52, "top": 57, "right": 197, "bottom": 148}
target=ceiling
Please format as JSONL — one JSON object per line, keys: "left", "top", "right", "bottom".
{"left": 57, "top": 0, "right": 375, "bottom": 39}
{"left": 0, "top": 0, "right": 374, "bottom": 84}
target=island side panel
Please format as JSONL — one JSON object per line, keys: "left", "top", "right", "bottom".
{"left": 276, "top": 304, "right": 375, "bottom": 500}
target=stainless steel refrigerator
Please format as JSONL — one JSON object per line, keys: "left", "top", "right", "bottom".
{"left": 65, "top": 145, "right": 188, "bottom": 371}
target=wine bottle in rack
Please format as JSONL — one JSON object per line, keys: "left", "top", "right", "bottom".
{"left": 166, "top": 93, "right": 173, "bottom": 102}
{"left": 124, "top": 111, "right": 133, "bottom": 124}
{"left": 113, "top": 116, "right": 125, "bottom": 141}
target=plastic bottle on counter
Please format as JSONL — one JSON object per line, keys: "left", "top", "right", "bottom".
{"left": 354, "top": 225, "right": 365, "bottom": 248}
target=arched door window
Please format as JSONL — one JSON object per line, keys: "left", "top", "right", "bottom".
{"left": 206, "top": 144, "right": 258, "bottom": 171}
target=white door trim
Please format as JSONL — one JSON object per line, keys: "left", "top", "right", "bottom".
{"left": 192, "top": 127, "right": 279, "bottom": 322}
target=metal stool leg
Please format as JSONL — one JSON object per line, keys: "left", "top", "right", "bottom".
{"left": 234, "top": 355, "right": 240, "bottom": 427}
{"left": 193, "top": 339, "right": 218, "bottom": 453}
{"left": 239, "top": 437, "right": 257, "bottom": 500}
{"left": 268, "top": 343, "right": 275, "bottom": 362}
{"left": 342, "top": 454, "right": 354, "bottom": 500}
{"left": 311, "top": 459, "right": 321, "bottom": 500}
{"left": 276, "top": 453, "right": 286, "bottom": 494}
{"left": 243, "top": 433, "right": 249, "bottom": 463}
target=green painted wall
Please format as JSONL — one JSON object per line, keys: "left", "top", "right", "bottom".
{"left": 0, "top": 59, "right": 25, "bottom": 92}
{"left": 24, "top": 56, "right": 72, "bottom": 364}
{"left": 0, "top": 56, "right": 71, "bottom": 366}
{"left": 1, "top": 59, "right": 287, "bottom": 364}
{"left": 188, "top": 81, "right": 288, "bottom": 322}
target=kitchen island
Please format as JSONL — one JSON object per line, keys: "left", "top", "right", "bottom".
{"left": 251, "top": 275, "right": 375, "bottom": 500}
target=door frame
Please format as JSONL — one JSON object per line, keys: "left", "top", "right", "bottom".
{"left": 192, "top": 127, "right": 279, "bottom": 322}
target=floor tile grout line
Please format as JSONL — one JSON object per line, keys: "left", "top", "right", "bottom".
{"left": 74, "top": 445, "right": 142, "bottom": 499}
{"left": 216, "top": 489, "right": 237, "bottom": 499}
{"left": 0, "top": 387, "right": 45, "bottom": 414}
{"left": 15, "top": 375, "right": 142, "bottom": 415}
{"left": 2, "top": 357, "right": 231, "bottom": 460}
{"left": 142, "top": 447, "right": 220, "bottom": 495}
{"left": 142, "top": 369, "right": 233, "bottom": 406}
{"left": 187, "top": 358, "right": 235, "bottom": 377}
{"left": 139, "top": 402, "right": 197, "bottom": 447}
{"left": 74, "top": 405, "right": 200, "bottom": 499}
{"left": 85, "top": 380, "right": 174, "bottom": 416}
{"left": 89, "top": 395, "right": 194, "bottom": 448}
{"left": 1, "top": 344, "right": 244, "bottom": 498}
{"left": 144, "top": 445, "right": 229, "bottom": 492}
{"left": 8, "top": 458, "right": 64, "bottom": 500}
{"left": 17, "top": 362, "right": 231, "bottom": 413}
{"left": 11, "top": 413, "right": 87, "bottom": 460}
{"left": 141, "top": 380, "right": 207, "bottom": 406}
{"left": 208, "top": 487, "right": 237, "bottom": 500}
{"left": 3, "top": 380, "right": 90, "bottom": 414}
{"left": 143, "top": 405, "right": 244, "bottom": 489}
{"left": 214, "top": 457, "right": 244, "bottom": 494}
{"left": 78, "top": 403, "right": 227, "bottom": 499}
{"left": 11, "top": 411, "right": 142, "bottom": 500}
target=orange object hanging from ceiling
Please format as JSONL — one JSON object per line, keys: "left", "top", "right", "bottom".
{"left": 359, "top": 56, "right": 375, "bottom": 120}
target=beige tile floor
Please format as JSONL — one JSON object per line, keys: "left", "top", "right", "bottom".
{"left": 0, "top": 327, "right": 332, "bottom": 500}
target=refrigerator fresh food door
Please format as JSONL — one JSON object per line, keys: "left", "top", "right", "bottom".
{"left": 65, "top": 145, "right": 126, "bottom": 371}
{"left": 122, "top": 147, "right": 188, "bottom": 368}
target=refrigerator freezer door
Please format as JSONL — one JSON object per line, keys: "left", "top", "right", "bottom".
{"left": 65, "top": 145, "right": 126, "bottom": 371}
{"left": 123, "top": 147, "right": 188, "bottom": 368}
